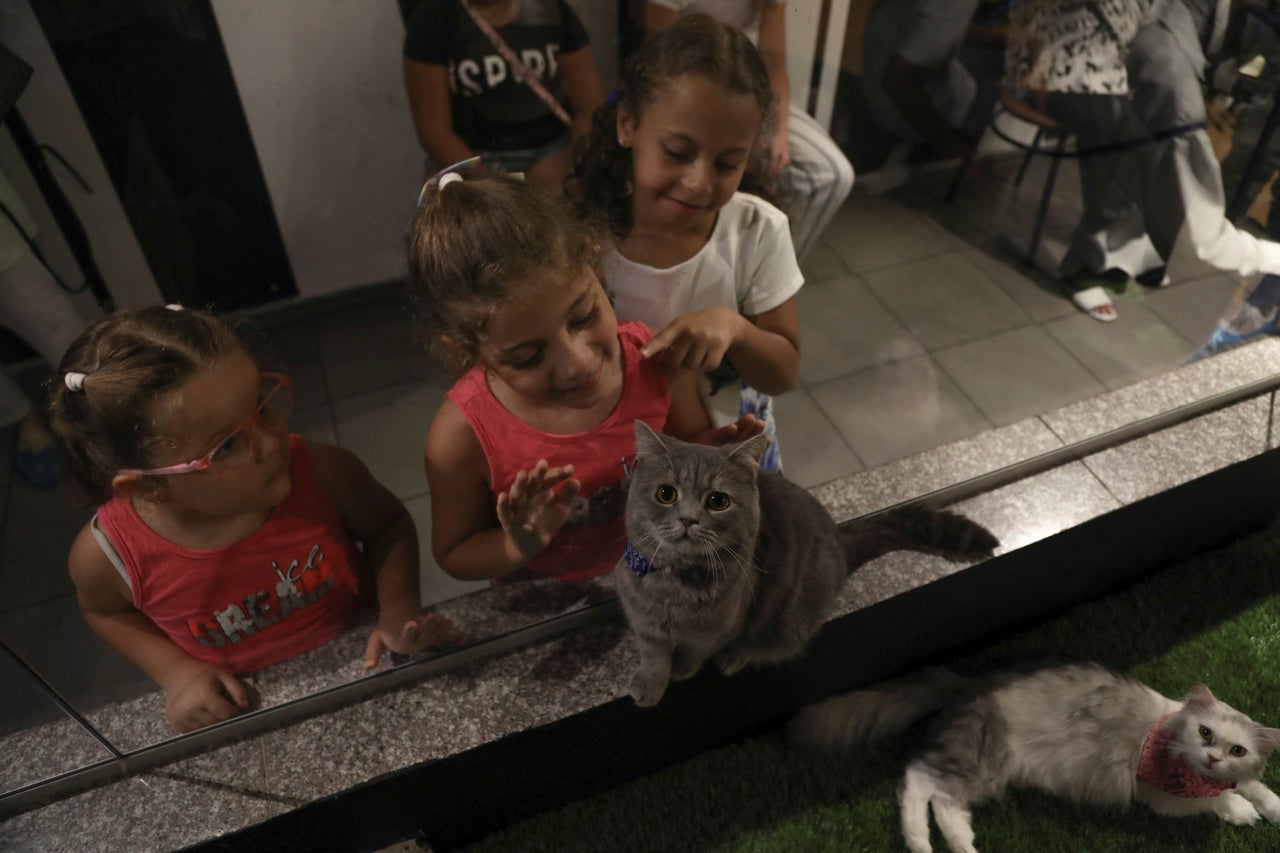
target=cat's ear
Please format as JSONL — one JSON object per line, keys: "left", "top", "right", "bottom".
{"left": 1255, "top": 726, "right": 1280, "bottom": 754}
{"left": 634, "top": 419, "right": 669, "bottom": 459}
{"left": 726, "top": 433, "right": 770, "bottom": 470}
{"left": 1254, "top": 726, "right": 1280, "bottom": 754}
{"left": 1184, "top": 683, "right": 1217, "bottom": 710}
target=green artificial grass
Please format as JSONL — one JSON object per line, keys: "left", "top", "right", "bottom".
{"left": 468, "top": 516, "right": 1280, "bottom": 853}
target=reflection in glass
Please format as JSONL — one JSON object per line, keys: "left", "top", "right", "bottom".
{"left": 0, "top": 642, "right": 115, "bottom": 794}
{"left": 6, "top": 0, "right": 1280, "bottom": 803}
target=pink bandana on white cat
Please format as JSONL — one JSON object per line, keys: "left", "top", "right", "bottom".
{"left": 1137, "top": 713, "right": 1236, "bottom": 798}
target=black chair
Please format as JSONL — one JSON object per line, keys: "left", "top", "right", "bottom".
{"left": 949, "top": 89, "right": 1075, "bottom": 267}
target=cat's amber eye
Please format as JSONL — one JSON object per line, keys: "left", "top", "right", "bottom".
{"left": 1230, "top": 745, "right": 1247, "bottom": 757}
{"left": 1199, "top": 725, "right": 1213, "bottom": 741}
{"left": 706, "top": 492, "right": 732, "bottom": 511}
{"left": 655, "top": 484, "right": 678, "bottom": 504}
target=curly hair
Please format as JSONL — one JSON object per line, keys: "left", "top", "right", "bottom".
{"left": 405, "top": 175, "right": 607, "bottom": 374}
{"left": 47, "top": 305, "right": 246, "bottom": 504}
{"left": 572, "top": 12, "right": 775, "bottom": 239}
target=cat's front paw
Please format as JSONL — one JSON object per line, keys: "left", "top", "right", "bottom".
{"left": 714, "top": 648, "right": 749, "bottom": 677}
{"left": 1237, "top": 781, "right": 1280, "bottom": 823}
{"left": 1215, "top": 791, "right": 1262, "bottom": 826}
{"left": 628, "top": 671, "right": 668, "bottom": 707}
{"left": 670, "top": 654, "right": 704, "bottom": 682}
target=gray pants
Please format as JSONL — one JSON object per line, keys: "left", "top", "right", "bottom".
{"left": 1049, "top": 0, "right": 1280, "bottom": 278}
{"left": 0, "top": 250, "right": 87, "bottom": 426}
{"left": 775, "top": 106, "right": 855, "bottom": 262}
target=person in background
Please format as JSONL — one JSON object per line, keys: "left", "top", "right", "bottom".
{"left": 644, "top": 0, "right": 854, "bottom": 262}
{"left": 402, "top": 0, "right": 604, "bottom": 191}
{"left": 0, "top": 166, "right": 86, "bottom": 488}
{"left": 859, "top": 0, "right": 997, "bottom": 174}
{"left": 1008, "top": 0, "right": 1280, "bottom": 321}
{"left": 50, "top": 306, "right": 459, "bottom": 733}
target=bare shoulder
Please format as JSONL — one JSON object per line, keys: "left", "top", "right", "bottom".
{"left": 426, "top": 398, "right": 487, "bottom": 478}
{"left": 306, "top": 440, "right": 367, "bottom": 484}
{"left": 68, "top": 520, "right": 133, "bottom": 612}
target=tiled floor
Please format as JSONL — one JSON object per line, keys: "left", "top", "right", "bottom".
{"left": 0, "top": 144, "right": 1262, "bottom": 796}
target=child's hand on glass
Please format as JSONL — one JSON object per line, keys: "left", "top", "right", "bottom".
{"left": 363, "top": 611, "right": 467, "bottom": 670}
{"left": 642, "top": 307, "right": 745, "bottom": 374}
{"left": 690, "top": 414, "right": 768, "bottom": 448}
{"left": 496, "top": 459, "right": 581, "bottom": 564}
{"left": 162, "top": 659, "right": 255, "bottom": 733}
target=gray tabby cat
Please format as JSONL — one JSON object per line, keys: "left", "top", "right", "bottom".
{"left": 614, "top": 420, "right": 998, "bottom": 708}
{"left": 789, "top": 661, "right": 1280, "bottom": 853}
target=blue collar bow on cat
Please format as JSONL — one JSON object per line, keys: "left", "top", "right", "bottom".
{"left": 623, "top": 540, "right": 652, "bottom": 578}
{"left": 624, "top": 540, "right": 714, "bottom": 585}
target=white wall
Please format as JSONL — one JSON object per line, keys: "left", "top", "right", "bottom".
{"left": 213, "top": 0, "right": 617, "bottom": 301}
{"left": 212, "top": 1, "right": 422, "bottom": 299}
{"left": 0, "top": 1, "right": 161, "bottom": 312}
{"left": 2, "top": 0, "right": 616, "bottom": 307}
{"left": 786, "top": 0, "right": 850, "bottom": 129}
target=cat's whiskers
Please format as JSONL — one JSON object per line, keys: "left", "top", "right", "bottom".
{"left": 635, "top": 529, "right": 672, "bottom": 572}
{"left": 718, "top": 544, "right": 760, "bottom": 601}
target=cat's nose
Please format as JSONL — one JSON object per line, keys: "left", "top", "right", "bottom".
{"left": 679, "top": 516, "right": 698, "bottom": 529}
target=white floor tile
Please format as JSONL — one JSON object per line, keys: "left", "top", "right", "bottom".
{"left": 935, "top": 325, "right": 1106, "bottom": 426}
{"left": 861, "top": 251, "right": 1033, "bottom": 350}
{"left": 797, "top": 274, "right": 926, "bottom": 385}
{"left": 332, "top": 380, "right": 446, "bottom": 500}
{"left": 771, "top": 386, "right": 864, "bottom": 488}
{"left": 1044, "top": 301, "right": 1196, "bottom": 391}
{"left": 809, "top": 356, "right": 993, "bottom": 468}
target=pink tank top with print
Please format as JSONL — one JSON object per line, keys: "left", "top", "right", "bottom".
{"left": 95, "top": 436, "right": 363, "bottom": 674}
{"left": 446, "top": 321, "right": 671, "bottom": 580}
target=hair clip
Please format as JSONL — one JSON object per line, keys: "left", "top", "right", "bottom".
{"left": 166, "top": 304, "right": 184, "bottom": 311}
{"left": 64, "top": 371, "right": 87, "bottom": 392}
{"left": 417, "top": 156, "right": 483, "bottom": 207}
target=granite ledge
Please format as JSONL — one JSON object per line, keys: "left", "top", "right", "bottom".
{"left": 4, "top": 351, "right": 1280, "bottom": 850}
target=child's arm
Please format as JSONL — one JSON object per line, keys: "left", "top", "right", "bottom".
{"left": 758, "top": 1, "right": 792, "bottom": 176}
{"left": 308, "top": 442, "right": 461, "bottom": 669}
{"left": 560, "top": 44, "right": 605, "bottom": 144}
{"left": 662, "top": 362, "right": 767, "bottom": 446}
{"left": 403, "top": 59, "right": 477, "bottom": 170}
{"left": 425, "top": 400, "right": 581, "bottom": 581}
{"left": 642, "top": 297, "right": 801, "bottom": 396}
{"left": 68, "top": 525, "right": 253, "bottom": 733}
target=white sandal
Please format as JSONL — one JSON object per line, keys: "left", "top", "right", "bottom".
{"left": 1071, "top": 285, "right": 1118, "bottom": 322}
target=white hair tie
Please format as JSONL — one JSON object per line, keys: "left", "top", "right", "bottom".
{"left": 166, "top": 303, "right": 184, "bottom": 311}
{"left": 437, "top": 172, "right": 464, "bottom": 190}
{"left": 64, "top": 372, "right": 87, "bottom": 392}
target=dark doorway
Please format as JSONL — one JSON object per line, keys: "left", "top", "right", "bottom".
{"left": 29, "top": 1, "right": 296, "bottom": 310}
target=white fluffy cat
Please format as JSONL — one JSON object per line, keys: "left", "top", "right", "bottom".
{"left": 789, "top": 662, "right": 1280, "bottom": 853}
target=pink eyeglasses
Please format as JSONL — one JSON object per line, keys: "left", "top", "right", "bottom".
{"left": 119, "top": 373, "right": 293, "bottom": 477}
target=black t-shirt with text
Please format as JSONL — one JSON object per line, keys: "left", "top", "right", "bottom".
{"left": 404, "top": 0, "right": 590, "bottom": 150}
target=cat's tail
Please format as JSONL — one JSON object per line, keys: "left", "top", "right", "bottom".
{"left": 838, "top": 504, "right": 998, "bottom": 573}
{"left": 786, "top": 669, "right": 967, "bottom": 749}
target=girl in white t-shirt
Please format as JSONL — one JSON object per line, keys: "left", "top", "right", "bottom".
{"left": 574, "top": 13, "right": 803, "bottom": 472}
{"left": 644, "top": 0, "right": 854, "bottom": 263}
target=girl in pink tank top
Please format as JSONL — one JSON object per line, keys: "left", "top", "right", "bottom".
{"left": 407, "top": 169, "right": 764, "bottom": 584}
{"left": 49, "top": 306, "right": 463, "bottom": 734}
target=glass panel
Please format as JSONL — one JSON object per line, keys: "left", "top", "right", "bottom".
{"left": 0, "top": 644, "right": 115, "bottom": 795}
{"left": 2, "top": 0, "right": 1276, "bottom": 773}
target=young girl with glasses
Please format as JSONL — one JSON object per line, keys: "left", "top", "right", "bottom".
{"left": 49, "top": 305, "right": 460, "bottom": 733}
{"left": 409, "top": 170, "right": 761, "bottom": 584}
